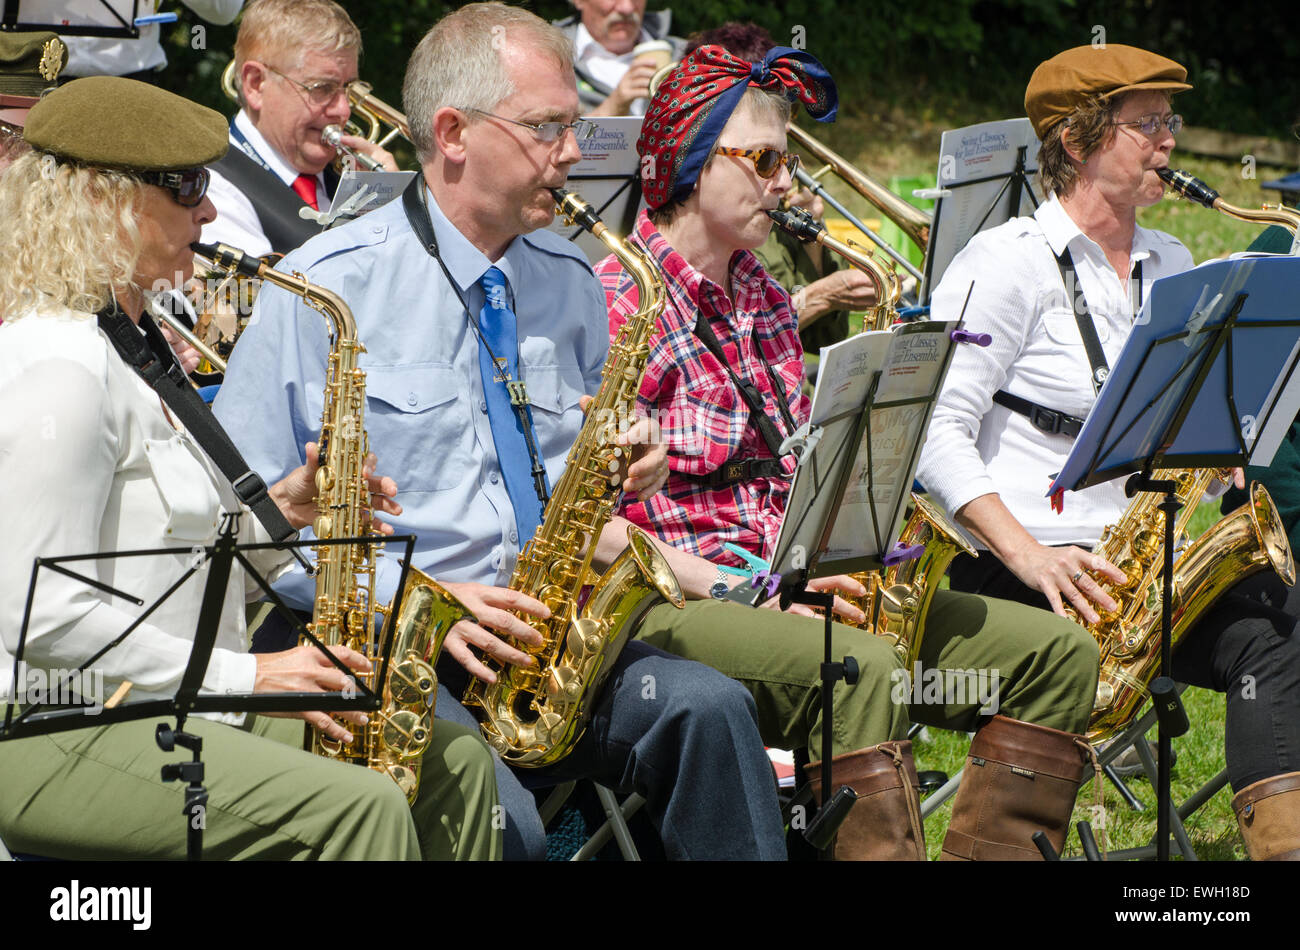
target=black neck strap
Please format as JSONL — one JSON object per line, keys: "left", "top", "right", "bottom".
{"left": 1056, "top": 246, "right": 1143, "bottom": 394}
{"left": 400, "top": 178, "right": 550, "bottom": 507}
{"left": 686, "top": 294, "right": 799, "bottom": 460}
{"left": 97, "top": 301, "right": 297, "bottom": 546}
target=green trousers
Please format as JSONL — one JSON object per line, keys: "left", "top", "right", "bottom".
{"left": 0, "top": 713, "right": 501, "bottom": 860}
{"left": 636, "top": 588, "right": 1100, "bottom": 758}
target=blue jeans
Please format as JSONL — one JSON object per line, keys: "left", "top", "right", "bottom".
{"left": 437, "top": 639, "right": 787, "bottom": 860}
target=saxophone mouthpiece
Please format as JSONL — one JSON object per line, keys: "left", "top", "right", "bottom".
{"left": 551, "top": 188, "right": 603, "bottom": 233}
{"left": 1157, "top": 167, "right": 1220, "bottom": 209}
{"left": 191, "top": 241, "right": 263, "bottom": 278}
{"left": 766, "top": 206, "right": 825, "bottom": 243}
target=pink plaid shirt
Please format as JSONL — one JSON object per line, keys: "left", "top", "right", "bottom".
{"left": 598, "top": 211, "right": 811, "bottom": 567}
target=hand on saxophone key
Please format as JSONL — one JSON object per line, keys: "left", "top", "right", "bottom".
{"left": 268, "top": 443, "right": 402, "bottom": 532}
{"left": 435, "top": 582, "right": 551, "bottom": 685}
{"left": 157, "top": 318, "right": 201, "bottom": 374}
{"left": 1014, "top": 542, "right": 1127, "bottom": 624}
{"left": 579, "top": 395, "right": 670, "bottom": 502}
{"left": 760, "top": 573, "right": 867, "bottom": 625}
{"left": 253, "top": 644, "right": 372, "bottom": 743}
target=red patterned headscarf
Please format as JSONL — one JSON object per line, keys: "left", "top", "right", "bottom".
{"left": 636, "top": 44, "right": 838, "bottom": 210}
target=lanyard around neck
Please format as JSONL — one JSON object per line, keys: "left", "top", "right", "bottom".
{"left": 400, "top": 180, "right": 550, "bottom": 508}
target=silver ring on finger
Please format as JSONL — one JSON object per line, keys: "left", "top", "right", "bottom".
{"left": 1071, "top": 569, "right": 1084, "bottom": 583}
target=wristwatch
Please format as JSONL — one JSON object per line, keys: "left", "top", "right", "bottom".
{"left": 709, "top": 566, "right": 731, "bottom": 600}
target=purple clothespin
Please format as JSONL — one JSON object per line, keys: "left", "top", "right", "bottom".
{"left": 750, "top": 570, "right": 781, "bottom": 598}
{"left": 950, "top": 329, "right": 992, "bottom": 347}
{"left": 883, "top": 543, "right": 925, "bottom": 566}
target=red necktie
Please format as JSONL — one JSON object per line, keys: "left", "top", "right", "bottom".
{"left": 292, "top": 173, "right": 319, "bottom": 211}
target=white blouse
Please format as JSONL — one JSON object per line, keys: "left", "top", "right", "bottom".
{"left": 918, "top": 193, "right": 1195, "bottom": 547}
{"left": 0, "top": 307, "right": 290, "bottom": 722}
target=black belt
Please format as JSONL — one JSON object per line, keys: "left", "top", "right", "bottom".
{"left": 992, "top": 390, "right": 1085, "bottom": 439}
{"left": 687, "top": 456, "right": 789, "bottom": 488}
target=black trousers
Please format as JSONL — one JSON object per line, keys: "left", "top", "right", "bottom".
{"left": 949, "top": 552, "right": 1300, "bottom": 792}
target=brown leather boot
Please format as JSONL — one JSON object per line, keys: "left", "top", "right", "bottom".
{"left": 1232, "top": 771, "right": 1300, "bottom": 861}
{"left": 802, "top": 740, "right": 926, "bottom": 860}
{"left": 940, "top": 715, "right": 1092, "bottom": 861}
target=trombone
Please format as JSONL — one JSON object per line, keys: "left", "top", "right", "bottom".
{"left": 786, "top": 123, "right": 929, "bottom": 284}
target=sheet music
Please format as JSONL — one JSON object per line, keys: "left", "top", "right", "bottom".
{"left": 922, "top": 118, "right": 1041, "bottom": 301}
{"left": 771, "top": 321, "right": 957, "bottom": 574}
{"left": 543, "top": 117, "right": 644, "bottom": 261}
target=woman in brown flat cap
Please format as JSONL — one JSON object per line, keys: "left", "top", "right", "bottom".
{"left": 0, "top": 77, "right": 502, "bottom": 860}
{"left": 918, "top": 45, "right": 1300, "bottom": 861}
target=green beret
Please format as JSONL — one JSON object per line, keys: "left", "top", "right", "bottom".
{"left": 24, "top": 76, "right": 229, "bottom": 171}
{"left": 0, "top": 31, "right": 66, "bottom": 100}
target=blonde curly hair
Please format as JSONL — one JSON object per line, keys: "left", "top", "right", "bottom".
{"left": 0, "top": 151, "right": 143, "bottom": 320}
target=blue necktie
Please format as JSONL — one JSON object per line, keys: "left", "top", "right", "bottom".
{"left": 477, "top": 267, "right": 544, "bottom": 545}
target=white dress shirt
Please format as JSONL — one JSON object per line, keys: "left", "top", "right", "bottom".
{"left": 573, "top": 22, "right": 652, "bottom": 115}
{"left": 31, "top": 0, "right": 244, "bottom": 76}
{"left": 203, "top": 110, "right": 328, "bottom": 258}
{"left": 0, "top": 305, "right": 289, "bottom": 721}
{"left": 917, "top": 192, "right": 1195, "bottom": 548}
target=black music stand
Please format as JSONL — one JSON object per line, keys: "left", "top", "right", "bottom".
{"left": 727, "top": 320, "right": 964, "bottom": 852}
{"left": 1050, "top": 255, "right": 1300, "bottom": 860}
{"left": 1, "top": 512, "right": 417, "bottom": 860}
{"left": 1, "top": 1, "right": 142, "bottom": 37}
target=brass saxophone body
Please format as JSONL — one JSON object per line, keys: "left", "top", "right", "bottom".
{"left": 195, "top": 241, "right": 469, "bottom": 803}
{"left": 460, "top": 190, "right": 685, "bottom": 767}
{"left": 1072, "top": 469, "right": 1294, "bottom": 743}
{"left": 842, "top": 494, "right": 975, "bottom": 666}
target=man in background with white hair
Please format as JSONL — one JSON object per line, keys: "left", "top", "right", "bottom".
{"left": 553, "top": 0, "right": 684, "bottom": 116}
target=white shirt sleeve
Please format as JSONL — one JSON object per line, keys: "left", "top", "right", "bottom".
{"left": 182, "top": 1, "right": 245, "bottom": 25}
{"left": 202, "top": 167, "right": 275, "bottom": 260}
{"left": 917, "top": 232, "right": 1037, "bottom": 517}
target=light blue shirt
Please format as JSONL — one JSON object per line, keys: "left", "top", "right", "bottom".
{"left": 213, "top": 184, "right": 608, "bottom": 608}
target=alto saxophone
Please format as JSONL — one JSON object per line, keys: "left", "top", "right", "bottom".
{"left": 195, "top": 242, "right": 470, "bottom": 803}
{"left": 461, "top": 190, "right": 685, "bottom": 766}
{"left": 766, "top": 206, "right": 903, "bottom": 331}
{"left": 1069, "top": 469, "right": 1294, "bottom": 743}
{"left": 842, "top": 494, "right": 975, "bottom": 665}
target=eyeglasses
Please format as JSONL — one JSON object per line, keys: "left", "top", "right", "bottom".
{"left": 140, "top": 167, "right": 211, "bottom": 208}
{"left": 464, "top": 108, "right": 597, "bottom": 143}
{"left": 1113, "top": 113, "right": 1183, "bottom": 136}
{"left": 715, "top": 146, "right": 801, "bottom": 179}
{"left": 266, "top": 64, "right": 352, "bottom": 108}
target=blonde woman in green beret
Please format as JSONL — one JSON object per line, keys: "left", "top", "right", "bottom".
{"left": 0, "top": 77, "right": 501, "bottom": 860}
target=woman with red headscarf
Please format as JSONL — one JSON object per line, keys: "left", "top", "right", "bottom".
{"left": 600, "top": 44, "right": 1101, "bottom": 861}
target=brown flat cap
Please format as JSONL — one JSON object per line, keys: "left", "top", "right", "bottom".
{"left": 24, "top": 76, "right": 228, "bottom": 171}
{"left": 1025, "top": 44, "right": 1191, "bottom": 139}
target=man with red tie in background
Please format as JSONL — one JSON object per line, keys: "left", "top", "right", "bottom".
{"left": 203, "top": 0, "right": 398, "bottom": 257}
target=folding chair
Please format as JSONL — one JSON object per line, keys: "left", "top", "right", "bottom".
{"left": 536, "top": 780, "right": 644, "bottom": 861}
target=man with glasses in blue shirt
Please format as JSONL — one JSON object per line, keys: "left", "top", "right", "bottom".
{"left": 215, "top": 2, "right": 787, "bottom": 862}
{"left": 203, "top": 0, "right": 398, "bottom": 258}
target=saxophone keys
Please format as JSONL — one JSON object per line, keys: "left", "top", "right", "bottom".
{"left": 389, "top": 657, "right": 436, "bottom": 705}
{"left": 313, "top": 514, "right": 332, "bottom": 538}
{"left": 382, "top": 709, "right": 432, "bottom": 757}
{"left": 385, "top": 765, "right": 419, "bottom": 804}
{"left": 536, "top": 711, "right": 565, "bottom": 744}
{"left": 547, "top": 664, "right": 583, "bottom": 700}
{"left": 567, "top": 617, "right": 604, "bottom": 657}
